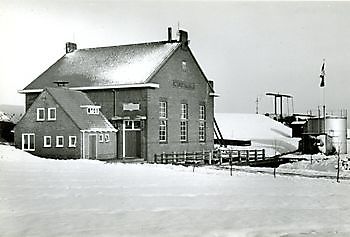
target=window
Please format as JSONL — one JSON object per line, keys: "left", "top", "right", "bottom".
{"left": 182, "top": 61, "right": 187, "bottom": 71}
{"left": 99, "top": 134, "right": 104, "bottom": 143}
{"left": 159, "top": 120, "right": 167, "bottom": 142}
{"left": 22, "top": 133, "right": 35, "bottom": 151}
{"left": 125, "top": 120, "right": 141, "bottom": 130}
{"left": 159, "top": 101, "right": 168, "bottom": 143}
{"left": 199, "top": 121, "right": 206, "bottom": 142}
{"left": 56, "top": 136, "right": 64, "bottom": 147}
{"left": 199, "top": 105, "right": 206, "bottom": 142}
{"left": 199, "top": 105, "right": 206, "bottom": 120}
{"left": 105, "top": 134, "right": 110, "bottom": 142}
{"left": 43, "top": 136, "right": 51, "bottom": 147}
{"left": 37, "top": 108, "right": 45, "bottom": 121}
{"left": 181, "top": 103, "right": 188, "bottom": 119}
{"left": 180, "top": 121, "right": 188, "bottom": 142}
{"left": 69, "top": 136, "right": 77, "bottom": 147}
{"left": 87, "top": 107, "right": 99, "bottom": 115}
{"left": 180, "top": 103, "right": 188, "bottom": 142}
{"left": 48, "top": 108, "right": 56, "bottom": 121}
{"left": 159, "top": 101, "right": 167, "bottom": 118}
{"left": 125, "top": 120, "right": 133, "bottom": 129}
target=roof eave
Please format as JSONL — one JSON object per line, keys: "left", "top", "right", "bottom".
{"left": 18, "top": 83, "right": 160, "bottom": 94}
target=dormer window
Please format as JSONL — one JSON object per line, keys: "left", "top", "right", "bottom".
{"left": 48, "top": 108, "right": 56, "bottom": 121}
{"left": 81, "top": 105, "right": 101, "bottom": 115}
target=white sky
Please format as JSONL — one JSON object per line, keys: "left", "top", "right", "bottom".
{"left": 0, "top": 0, "right": 349, "bottom": 117}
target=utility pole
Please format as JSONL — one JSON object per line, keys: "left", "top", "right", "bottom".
{"left": 256, "top": 96, "right": 259, "bottom": 114}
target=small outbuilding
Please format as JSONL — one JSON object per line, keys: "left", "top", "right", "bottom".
{"left": 14, "top": 87, "right": 117, "bottom": 160}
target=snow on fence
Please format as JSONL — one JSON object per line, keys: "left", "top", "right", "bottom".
{"left": 153, "top": 148, "right": 266, "bottom": 167}
{"left": 213, "top": 149, "right": 266, "bottom": 166}
{"left": 154, "top": 150, "right": 212, "bottom": 166}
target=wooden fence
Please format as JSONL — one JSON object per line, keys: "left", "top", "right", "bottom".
{"left": 154, "top": 150, "right": 212, "bottom": 165}
{"left": 154, "top": 148, "right": 266, "bottom": 166}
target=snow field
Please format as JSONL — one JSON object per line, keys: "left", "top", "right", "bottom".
{"left": 1, "top": 145, "right": 350, "bottom": 237}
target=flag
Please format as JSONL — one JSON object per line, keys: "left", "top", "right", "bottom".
{"left": 319, "top": 61, "right": 325, "bottom": 87}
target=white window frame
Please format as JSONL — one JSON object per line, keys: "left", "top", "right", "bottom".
{"left": 56, "top": 136, "right": 64, "bottom": 147}
{"left": 99, "top": 134, "right": 104, "bottom": 143}
{"left": 37, "top": 108, "right": 45, "bottom": 121}
{"left": 159, "top": 120, "right": 167, "bottom": 143}
{"left": 105, "top": 134, "right": 110, "bottom": 143}
{"left": 22, "top": 133, "right": 35, "bottom": 151}
{"left": 43, "top": 136, "right": 51, "bottom": 147}
{"left": 199, "top": 105, "right": 206, "bottom": 120}
{"left": 180, "top": 121, "right": 188, "bottom": 142}
{"left": 69, "top": 136, "right": 77, "bottom": 147}
{"left": 159, "top": 101, "right": 167, "bottom": 119}
{"left": 181, "top": 103, "right": 188, "bottom": 119}
{"left": 48, "top": 108, "right": 56, "bottom": 121}
{"left": 199, "top": 121, "right": 206, "bottom": 142}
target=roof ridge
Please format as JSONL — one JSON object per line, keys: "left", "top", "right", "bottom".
{"left": 75, "top": 40, "right": 180, "bottom": 52}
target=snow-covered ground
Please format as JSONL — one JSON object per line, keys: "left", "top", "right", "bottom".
{"left": 1, "top": 145, "right": 350, "bottom": 237}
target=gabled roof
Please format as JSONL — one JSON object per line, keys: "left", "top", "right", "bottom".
{"left": 23, "top": 42, "right": 181, "bottom": 91}
{"left": 46, "top": 87, "right": 116, "bottom": 132}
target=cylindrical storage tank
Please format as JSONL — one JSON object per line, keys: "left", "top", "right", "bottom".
{"left": 326, "top": 116, "right": 347, "bottom": 154}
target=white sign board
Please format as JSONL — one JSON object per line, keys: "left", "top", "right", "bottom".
{"left": 123, "top": 103, "right": 140, "bottom": 111}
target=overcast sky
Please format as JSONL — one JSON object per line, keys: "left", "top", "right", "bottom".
{"left": 1, "top": 0, "right": 349, "bottom": 117}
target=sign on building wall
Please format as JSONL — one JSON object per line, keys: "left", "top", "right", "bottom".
{"left": 123, "top": 103, "right": 140, "bottom": 111}
{"left": 172, "top": 80, "right": 195, "bottom": 90}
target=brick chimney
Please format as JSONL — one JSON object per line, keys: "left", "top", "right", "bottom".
{"left": 168, "top": 27, "right": 172, "bottom": 42}
{"left": 65, "top": 42, "right": 77, "bottom": 53}
{"left": 179, "top": 30, "right": 189, "bottom": 48}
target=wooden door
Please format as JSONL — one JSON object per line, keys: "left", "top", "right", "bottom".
{"left": 125, "top": 131, "right": 141, "bottom": 158}
{"left": 88, "top": 135, "right": 97, "bottom": 159}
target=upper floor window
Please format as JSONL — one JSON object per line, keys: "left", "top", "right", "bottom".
{"left": 48, "top": 108, "right": 56, "bottom": 121}
{"left": 182, "top": 61, "right": 187, "bottom": 71}
{"left": 105, "top": 134, "right": 110, "bottom": 143}
{"left": 181, "top": 103, "right": 188, "bottom": 119}
{"left": 199, "top": 105, "right": 206, "bottom": 120}
{"left": 159, "top": 101, "right": 167, "bottom": 118}
{"left": 37, "top": 108, "right": 45, "bottom": 121}
{"left": 87, "top": 107, "right": 100, "bottom": 115}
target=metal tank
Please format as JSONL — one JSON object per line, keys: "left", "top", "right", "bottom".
{"left": 326, "top": 116, "right": 347, "bottom": 154}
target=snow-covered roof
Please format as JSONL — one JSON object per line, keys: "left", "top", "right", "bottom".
{"left": 215, "top": 113, "right": 300, "bottom": 156}
{"left": 0, "top": 111, "right": 11, "bottom": 123}
{"left": 46, "top": 88, "right": 116, "bottom": 131}
{"left": 23, "top": 42, "right": 180, "bottom": 91}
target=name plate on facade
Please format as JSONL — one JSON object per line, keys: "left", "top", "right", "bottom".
{"left": 123, "top": 103, "right": 140, "bottom": 111}
{"left": 172, "top": 80, "right": 195, "bottom": 90}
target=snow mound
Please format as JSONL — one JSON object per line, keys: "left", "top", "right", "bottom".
{"left": 215, "top": 113, "right": 300, "bottom": 156}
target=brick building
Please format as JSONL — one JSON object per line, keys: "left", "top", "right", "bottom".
{"left": 15, "top": 87, "right": 117, "bottom": 159}
{"left": 18, "top": 28, "right": 216, "bottom": 162}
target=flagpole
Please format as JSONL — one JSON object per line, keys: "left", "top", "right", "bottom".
{"left": 322, "top": 59, "right": 327, "bottom": 154}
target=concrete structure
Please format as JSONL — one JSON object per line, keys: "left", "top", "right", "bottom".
{"left": 18, "top": 28, "right": 216, "bottom": 162}
{"left": 15, "top": 88, "right": 117, "bottom": 160}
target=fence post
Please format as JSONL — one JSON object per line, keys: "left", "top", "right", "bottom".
{"left": 161, "top": 152, "right": 165, "bottom": 164}
{"left": 255, "top": 150, "right": 258, "bottom": 162}
{"left": 337, "top": 150, "right": 340, "bottom": 183}
{"left": 246, "top": 150, "right": 249, "bottom": 164}
{"left": 219, "top": 150, "right": 222, "bottom": 165}
{"left": 262, "top": 149, "right": 265, "bottom": 160}
{"left": 229, "top": 150, "right": 233, "bottom": 176}
{"left": 154, "top": 154, "right": 158, "bottom": 164}
{"left": 202, "top": 150, "right": 205, "bottom": 163}
{"left": 184, "top": 150, "right": 187, "bottom": 163}
{"left": 238, "top": 150, "right": 241, "bottom": 164}
{"left": 209, "top": 151, "right": 212, "bottom": 165}
{"left": 173, "top": 151, "right": 176, "bottom": 164}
